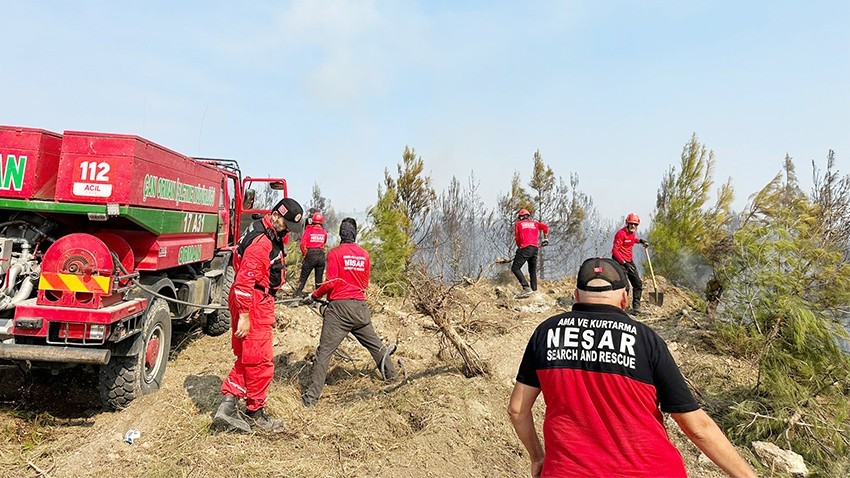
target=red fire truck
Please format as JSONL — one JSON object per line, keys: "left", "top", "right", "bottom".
{"left": 0, "top": 126, "right": 288, "bottom": 409}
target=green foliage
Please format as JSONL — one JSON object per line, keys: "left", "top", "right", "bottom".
{"left": 284, "top": 240, "right": 300, "bottom": 283}
{"left": 529, "top": 150, "right": 555, "bottom": 222}
{"left": 715, "top": 156, "right": 850, "bottom": 471}
{"left": 648, "top": 133, "right": 734, "bottom": 291}
{"left": 709, "top": 322, "right": 762, "bottom": 358}
{"left": 385, "top": 146, "right": 436, "bottom": 241}
{"left": 501, "top": 172, "right": 533, "bottom": 216}
{"left": 364, "top": 184, "right": 414, "bottom": 296}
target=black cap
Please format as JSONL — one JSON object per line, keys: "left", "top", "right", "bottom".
{"left": 576, "top": 257, "right": 628, "bottom": 292}
{"left": 272, "top": 197, "right": 304, "bottom": 233}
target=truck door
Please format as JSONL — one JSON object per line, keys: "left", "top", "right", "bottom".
{"left": 218, "top": 176, "right": 237, "bottom": 248}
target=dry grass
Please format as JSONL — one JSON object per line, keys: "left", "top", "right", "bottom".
{"left": 0, "top": 279, "right": 755, "bottom": 477}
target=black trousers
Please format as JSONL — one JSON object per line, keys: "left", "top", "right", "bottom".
{"left": 303, "top": 299, "right": 397, "bottom": 403}
{"left": 296, "top": 249, "right": 326, "bottom": 293}
{"left": 511, "top": 246, "right": 539, "bottom": 290}
{"left": 621, "top": 260, "right": 643, "bottom": 308}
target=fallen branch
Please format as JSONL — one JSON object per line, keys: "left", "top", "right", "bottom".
{"left": 409, "top": 267, "right": 489, "bottom": 377}
{"left": 27, "top": 461, "right": 52, "bottom": 478}
{"left": 730, "top": 407, "right": 849, "bottom": 434}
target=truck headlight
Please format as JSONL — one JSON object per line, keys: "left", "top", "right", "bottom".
{"left": 88, "top": 325, "right": 106, "bottom": 340}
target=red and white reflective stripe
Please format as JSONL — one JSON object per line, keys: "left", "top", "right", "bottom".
{"left": 226, "top": 379, "right": 247, "bottom": 395}
{"left": 234, "top": 290, "right": 252, "bottom": 297}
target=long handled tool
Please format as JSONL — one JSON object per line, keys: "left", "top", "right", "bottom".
{"left": 643, "top": 245, "right": 664, "bottom": 306}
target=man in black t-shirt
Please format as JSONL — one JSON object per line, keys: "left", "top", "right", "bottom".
{"left": 508, "top": 257, "right": 755, "bottom": 477}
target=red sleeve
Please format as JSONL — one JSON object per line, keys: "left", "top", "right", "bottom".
{"left": 299, "top": 231, "right": 308, "bottom": 256}
{"left": 537, "top": 221, "right": 549, "bottom": 235}
{"left": 514, "top": 222, "right": 522, "bottom": 247}
{"left": 312, "top": 248, "right": 339, "bottom": 299}
{"left": 612, "top": 229, "right": 625, "bottom": 263}
{"left": 363, "top": 248, "right": 371, "bottom": 285}
{"left": 232, "top": 237, "right": 270, "bottom": 313}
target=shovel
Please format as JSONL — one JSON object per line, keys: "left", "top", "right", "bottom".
{"left": 643, "top": 245, "right": 664, "bottom": 306}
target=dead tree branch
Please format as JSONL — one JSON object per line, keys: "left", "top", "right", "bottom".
{"left": 409, "top": 267, "right": 489, "bottom": 377}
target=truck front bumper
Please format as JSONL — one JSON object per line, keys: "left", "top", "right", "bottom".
{"left": 0, "top": 343, "right": 111, "bottom": 365}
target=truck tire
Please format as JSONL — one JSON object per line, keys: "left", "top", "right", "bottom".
{"left": 203, "top": 265, "right": 234, "bottom": 337}
{"left": 98, "top": 299, "right": 172, "bottom": 410}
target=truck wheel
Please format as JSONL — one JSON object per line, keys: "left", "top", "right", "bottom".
{"left": 203, "top": 265, "right": 234, "bottom": 337}
{"left": 98, "top": 299, "right": 172, "bottom": 409}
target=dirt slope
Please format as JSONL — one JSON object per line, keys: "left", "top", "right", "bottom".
{"left": 0, "top": 278, "right": 754, "bottom": 477}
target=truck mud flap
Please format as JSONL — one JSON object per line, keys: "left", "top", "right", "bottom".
{"left": 0, "top": 343, "right": 111, "bottom": 365}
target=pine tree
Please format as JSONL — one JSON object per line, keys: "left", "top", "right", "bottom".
{"left": 389, "top": 146, "right": 436, "bottom": 245}
{"left": 648, "top": 133, "right": 734, "bottom": 291}
{"left": 363, "top": 183, "right": 413, "bottom": 296}
{"left": 716, "top": 156, "right": 850, "bottom": 470}
{"left": 529, "top": 150, "right": 555, "bottom": 279}
{"left": 812, "top": 150, "right": 850, "bottom": 259}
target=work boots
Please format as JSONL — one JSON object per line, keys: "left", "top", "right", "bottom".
{"left": 213, "top": 395, "right": 251, "bottom": 433}
{"left": 246, "top": 408, "right": 287, "bottom": 434}
{"left": 515, "top": 286, "right": 533, "bottom": 299}
{"left": 630, "top": 302, "right": 645, "bottom": 316}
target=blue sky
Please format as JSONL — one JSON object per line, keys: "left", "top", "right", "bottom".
{"left": 3, "top": 1, "right": 848, "bottom": 223}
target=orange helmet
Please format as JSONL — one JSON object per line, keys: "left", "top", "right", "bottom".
{"left": 518, "top": 209, "right": 530, "bottom": 218}
{"left": 625, "top": 213, "right": 640, "bottom": 225}
{"left": 311, "top": 212, "right": 324, "bottom": 225}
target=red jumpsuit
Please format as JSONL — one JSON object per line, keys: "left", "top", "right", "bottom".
{"left": 221, "top": 215, "right": 285, "bottom": 412}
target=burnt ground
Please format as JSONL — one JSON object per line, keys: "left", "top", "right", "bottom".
{"left": 0, "top": 276, "right": 760, "bottom": 477}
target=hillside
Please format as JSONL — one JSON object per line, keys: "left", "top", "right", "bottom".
{"left": 0, "top": 277, "right": 758, "bottom": 477}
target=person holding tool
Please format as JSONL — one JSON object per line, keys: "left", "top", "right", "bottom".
{"left": 612, "top": 212, "right": 648, "bottom": 314}
{"left": 300, "top": 217, "right": 398, "bottom": 407}
{"left": 214, "top": 197, "right": 304, "bottom": 433}
{"left": 294, "top": 211, "right": 328, "bottom": 296}
{"left": 511, "top": 208, "right": 549, "bottom": 298}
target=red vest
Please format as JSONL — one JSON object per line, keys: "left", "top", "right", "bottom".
{"left": 300, "top": 224, "right": 327, "bottom": 255}
{"left": 312, "top": 243, "right": 370, "bottom": 301}
{"left": 612, "top": 227, "right": 637, "bottom": 263}
{"left": 515, "top": 219, "right": 549, "bottom": 248}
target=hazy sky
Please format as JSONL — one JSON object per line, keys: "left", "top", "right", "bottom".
{"left": 3, "top": 1, "right": 848, "bottom": 223}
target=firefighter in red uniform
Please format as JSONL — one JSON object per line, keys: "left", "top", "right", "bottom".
{"left": 300, "top": 217, "right": 398, "bottom": 407}
{"left": 611, "top": 212, "right": 647, "bottom": 314}
{"left": 213, "top": 197, "right": 304, "bottom": 433}
{"left": 294, "top": 211, "right": 328, "bottom": 296}
{"left": 512, "top": 209, "right": 549, "bottom": 298}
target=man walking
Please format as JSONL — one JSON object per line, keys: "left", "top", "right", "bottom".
{"left": 295, "top": 211, "right": 327, "bottom": 296}
{"left": 300, "top": 217, "right": 398, "bottom": 407}
{"left": 508, "top": 257, "right": 756, "bottom": 477}
{"left": 612, "top": 212, "right": 647, "bottom": 314}
{"left": 511, "top": 209, "right": 549, "bottom": 298}
{"left": 213, "top": 197, "right": 304, "bottom": 433}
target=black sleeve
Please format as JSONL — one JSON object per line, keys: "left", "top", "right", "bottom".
{"left": 515, "top": 332, "right": 541, "bottom": 389}
{"left": 650, "top": 333, "right": 700, "bottom": 413}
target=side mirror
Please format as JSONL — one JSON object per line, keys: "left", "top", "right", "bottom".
{"left": 243, "top": 189, "right": 256, "bottom": 209}
{"left": 269, "top": 181, "right": 285, "bottom": 191}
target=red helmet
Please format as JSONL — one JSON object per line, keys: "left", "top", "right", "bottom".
{"left": 625, "top": 213, "right": 640, "bottom": 225}
{"left": 518, "top": 209, "right": 530, "bottom": 218}
{"left": 311, "top": 212, "right": 324, "bottom": 225}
